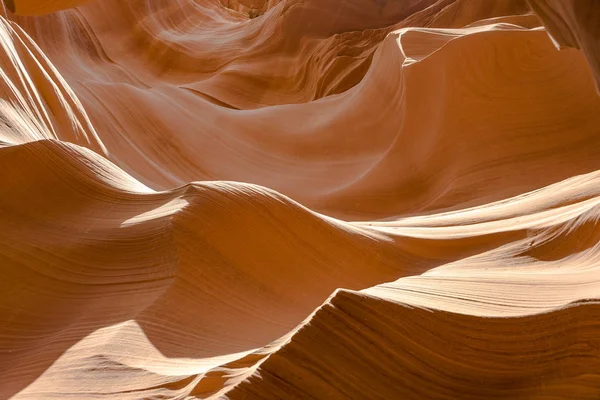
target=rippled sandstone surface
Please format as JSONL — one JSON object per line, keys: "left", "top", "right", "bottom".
{"left": 1, "top": 0, "right": 600, "bottom": 399}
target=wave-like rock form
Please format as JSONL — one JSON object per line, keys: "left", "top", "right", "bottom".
{"left": 527, "top": 0, "right": 600, "bottom": 92}
{"left": 1, "top": 0, "right": 600, "bottom": 399}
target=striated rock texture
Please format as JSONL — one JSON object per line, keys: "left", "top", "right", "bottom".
{"left": 527, "top": 0, "right": 600, "bottom": 92}
{"left": 1, "top": 0, "right": 600, "bottom": 399}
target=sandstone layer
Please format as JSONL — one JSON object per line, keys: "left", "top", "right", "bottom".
{"left": 1, "top": 0, "right": 600, "bottom": 399}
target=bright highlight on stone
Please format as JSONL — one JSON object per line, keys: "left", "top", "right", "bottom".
{"left": 1, "top": 1, "right": 600, "bottom": 399}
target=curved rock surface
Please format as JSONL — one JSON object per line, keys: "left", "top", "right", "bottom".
{"left": 527, "top": 0, "right": 600, "bottom": 91}
{"left": 1, "top": 0, "right": 600, "bottom": 399}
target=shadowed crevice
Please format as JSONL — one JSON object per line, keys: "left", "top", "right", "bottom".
{"left": 4, "top": 0, "right": 15, "bottom": 13}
